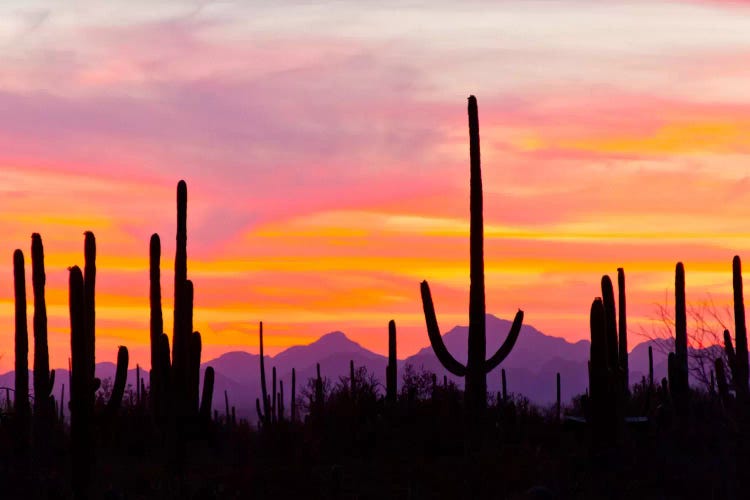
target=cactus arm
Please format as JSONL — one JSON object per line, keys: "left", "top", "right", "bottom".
{"left": 601, "top": 275, "right": 619, "bottom": 371}
{"left": 484, "top": 309, "right": 524, "bottom": 372}
{"left": 199, "top": 366, "right": 214, "bottom": 421}
{"left": 420, "top": 281, "right": 466, "bottom": 376}
{"left": 189, "top": 331, "right": 202, "bottom": 414}
{"left": 106, "top": 346, "right": 129, "bottom": 415}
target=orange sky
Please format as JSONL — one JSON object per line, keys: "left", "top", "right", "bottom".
{"left": 1, "top": 1, "right": 750, "bottom": 372}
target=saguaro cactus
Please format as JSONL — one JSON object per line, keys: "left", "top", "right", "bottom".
{"left": 670, "top": 262, "right": 689, "bottom": 410}
{"left": 386, "top": 320, "right": 397, "bottom": 404}
{"left": 617, "top": 268, "right": 629, "bottom": 394}
{"left": 420, "top": 95, "right": 524, "bottom": 414}
{"left": 149, "top": 234, "right": 164, "bottom": 416}
{"left": 69, "top": 265, "right": 92, "bottom": 498}
{"left": 14, "top": 249, "right": 30, "bottom": 451}
{"left": 84, "top": 232, "right": 96, "bottom": 392}
{"left": 188, "top": 330, "right": 202, "bottom": 414}
{"left": 257, "top": 322, "right": 271, "bottom": 426}
{"left": 172, "top": 180, "right": 189, "bottom": 415}
{"left": 588, "top": 297, "right": 616, "bottom": 445}
{"left": 648, "top": 345, "right": 654, "bottom": 389}
{"left": 728, "top": 256, "right": 749, "bottom": 400}
{"left": 31, "top": 234, "right": 54, "bottom": 421}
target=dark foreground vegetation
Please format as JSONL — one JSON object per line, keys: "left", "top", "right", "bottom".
{"left": 0, "top": 97, "right": 748, "bottom": 499}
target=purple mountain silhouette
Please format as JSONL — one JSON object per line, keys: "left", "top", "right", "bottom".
{"left": 0, "top": 314, "right": 716, "bottom": 421}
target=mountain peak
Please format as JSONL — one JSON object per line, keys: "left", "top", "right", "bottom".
{"left": 309, "top": 331, "right": 360, "bottom": 349}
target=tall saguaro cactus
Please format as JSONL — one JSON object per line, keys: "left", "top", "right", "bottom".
{"left": 14, "top": 249, "right": 30, "bottom": 451}
{"left": 730, "top": 256, "right": 749, "bottom": 399}
{"left": 617, "top": 268, "right": 629, "bottom": 394}
{"left": 420, "top": 95, "right": 524, "bottom": 414}
{"left": 69, "top": 265, "right": 92, "bottom": 498}
{"left": 84, "top": 232, "right": 96, "bottom": 392}
{"left": 31, "top": 234, "right": 54, "bottom": 421}
{"left": 669, "top": 262, "right": 690, "bottom": 411}
{"left": 173, "top": 180, "right": 189, "bottom": 414}
{"left": 149, "top": 234, "right": 164, "bottom": 416}
{"left": 588, "top": 297, "right": 616, "bottom": 445}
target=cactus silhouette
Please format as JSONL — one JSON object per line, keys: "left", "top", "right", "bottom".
{"left": 420, "top": 95, "right": 524, "bottom": 413}
{"left": 669, "top": 262, "right": 689, "bottom": 411}
{"left": 588, "top": 297, "right": 616, "bottom": 445}
{"left": 105, "top": 346, "right": 129, "bottom": 417}
{"left": 617, "top": 268, "right": 629, "bottom": 394}
{"left": 648, "top": 345, "right": 654, "bottom": 390}
{"left": 727, "top": 255, "right": 749, "bottom": 400}
{"left": 189, "top": 329, "right": 202, "bottom": 414}
{"left": 172, "top": 180, "right": 190, "bottom": 417}
{"left": 149, "top": 233, "right": 164, "bottom": 418}
{"left": 13, "top": 249, "right": 30, "bottom": 454}
{"left": 315, "top": 363, "right": 324, "bottom": 415}
{"left": 84, "top": 232, "right": 96, "bottom": 394}
{"left": 31, "top": 234, "right": 55, "bottom": 427}
{"left": 199, "top": 366, "right": 215, "bottom": 423}
{"left": 69, "top": 265, "right": 92, "bottom": 498}
{"left": 146, "top": 182, "right": 212, "bottom": 431}
{"left": 386, "top": 320, "right": 397, "bottom": 404}
{"left": 257, "top": 321, "right": 272, "bottom": 427}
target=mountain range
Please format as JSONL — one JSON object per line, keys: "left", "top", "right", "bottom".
{"left": 0, "top": 314, "right": 705, "bottom": 422}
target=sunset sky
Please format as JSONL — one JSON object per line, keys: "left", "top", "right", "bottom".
{"left": 1, "top": 0, "right": 750, "bottom": 372}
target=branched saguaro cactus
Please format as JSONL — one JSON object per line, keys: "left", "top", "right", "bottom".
{"left": 14, "top": 249, "right": 30, "bottom": 453}
{"left": 588, "top": 297, "right": 616, "bottom": 445}
{"left": 386, "top": 320, "right": 397, "bottom": 404}
{"left": 171, "top": 180, "right": 196, "bottom": 420}
{"left": 420, "top": 96, "right": 524, "bottom": 414}
{"left": 587, "top": 274, "right": 629, "bottom": 443}
{"left": 149, "top": 182, "right": 212, "bottom": 428}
